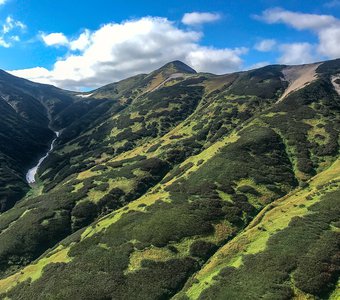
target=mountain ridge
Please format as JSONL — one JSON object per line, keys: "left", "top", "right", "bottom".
{"left": 0, "top": 58, "right": 339, "bottom": 299}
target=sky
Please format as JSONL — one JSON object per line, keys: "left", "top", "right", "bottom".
{"left": 0, "top": 0, "right": 339, "bottom": 90}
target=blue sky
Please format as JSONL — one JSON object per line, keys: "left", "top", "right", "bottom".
{"left": 0, "top": 0, "right": 339, "bottom": 90}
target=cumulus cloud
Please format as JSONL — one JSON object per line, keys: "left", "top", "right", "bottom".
{"left": 41, "top": 32, "right": 68, "bottom": 46}
{"left": 182, "top": 12, "right": 221, "bottom": 26}
{"left": 41, "top": 30, "right": 91, "bottom": 50}
{"left": 254, "top": 39, "right": 276, "bottom": 52}
{"left": 10, "top": 17, "right": 247, "bottom": 90}
{"left": 186, "top": 47, "right": 247, "bottom": 74}
{"left": 317, "top": 26, "right": 340, "bottom": 58}
{"left": 70, "top": 29, "right": 91, "bottom": 51}
{"left": 256, "top": 8, "right": 340, "bottom": 59}
{"left": 9, "top": 67, "right": 52, "bottom": 84}
{"left": 278, "top": 43, "right": 315, "bottom": 65}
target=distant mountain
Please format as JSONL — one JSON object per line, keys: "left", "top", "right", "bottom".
{"left": 0, "top": 59, "right": 339, "bottom": 300}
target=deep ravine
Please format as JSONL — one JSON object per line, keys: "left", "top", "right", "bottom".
{"left": 26, "top": 131, "right": 60, "bottom": 184}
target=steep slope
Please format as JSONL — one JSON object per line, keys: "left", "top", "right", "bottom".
{"left": 0, "top": 59, "right": 339, "bottom": 299}
{"left": 0, "top": 61, "right": 293, "bottom": 278}
{"left": 278, "top": 62, "right": 321, "bottom": 102}
{"left": 175, "top": 159, "right": 340, "bottom": 299}
{"left": 0, "top": 70, "right": 118, "bottom": 212}
{"left": 0, "top": 71, "right": 77, "bottom": 211}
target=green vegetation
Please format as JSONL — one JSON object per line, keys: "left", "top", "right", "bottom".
{"left": 179, "top": 159, "right": 340, "bottom": 299}
{"left": 0, "top": 59, "right": 339, "bottom": 299}
{"left": 196, "top": 187, "right": 340, "bottom": 300}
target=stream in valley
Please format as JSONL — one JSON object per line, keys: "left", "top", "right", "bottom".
{"left": 26, "top": 131, "right": 60, "bottom": 184}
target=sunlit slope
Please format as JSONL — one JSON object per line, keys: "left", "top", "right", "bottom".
{"left": 0, "top": 61, "right": 293, "bottom": 279}
{"left": 0, "top": 59, "right": 339, "bottom": 299}
{"left": 176, "top": 159, "right": 340, "bottom": 300}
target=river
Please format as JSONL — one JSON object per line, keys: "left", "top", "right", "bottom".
{"left": 26, "top": 131, "right": 60, "bottom": 184}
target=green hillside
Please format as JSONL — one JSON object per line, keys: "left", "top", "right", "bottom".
{"left": 0, "top": 69, "right": 113, "bottom": 213}
{"left": 0, "top": 59, "right": 339, "bottom": 299}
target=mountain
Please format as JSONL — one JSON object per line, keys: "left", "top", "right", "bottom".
{"left": 0, "top": 71, "right": 109, "bottom": 212}
{"left": 0, "top": 59, "right": 339, "bottom": 300}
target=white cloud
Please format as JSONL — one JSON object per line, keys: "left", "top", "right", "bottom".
{"left": 10, "top": 17, "right": 247, "bottom": 90}
{"left": 3, "top": 16, "right": 25, "bottom": 34}
{"left": 41, "top": 32, "right": 68, "bottom": 46}
{"left": 0, "top": 16, "right": 25, "bottom": 48}
{"left": 255, "top": 8, "right": 337, "bottom": 31}
{"left": 41, "top": 30, "right": 91, "bottom": 50}
{"left": 186, "top": 47, "right": 248, "bottom": 74}
{"left": 256, "top": 8, "right": 340, "bottom": 59}
{"left": 317, "top": 26, "right": 340, "bottom": 58}
{"left": 70, "top": 29, "right": 91, "bottom": 51}
{"left": 0, "top": 0, "right": 7, "bottom": 5}
{"left": 0, "top": 36, "right": 10, "bottom": 47}
{"left": 9, "top": 67, "right": 52, "bottom": 84}
{"left": 182, "top": 12, "right": 221, "bottom": 25}
{"left": 278, "top": 43, "right": 315, "bottom": 65}
{"left": 254, "top": 39, "right": 276, "bottom": 52}
{"left": 10, "top": 35, "right": 19, "bottom": 41}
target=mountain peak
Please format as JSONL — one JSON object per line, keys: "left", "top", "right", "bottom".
{"left": 159, "top": 60, "right": 197, "bottom": 75}
{"left": 142, "top": 60, "right": 197, "bottom": 91}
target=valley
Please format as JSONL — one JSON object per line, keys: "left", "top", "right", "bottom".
{"left": 26, "top": 131, "right": 60, "bottom": 184}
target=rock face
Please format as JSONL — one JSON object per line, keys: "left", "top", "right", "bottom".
{"left": 277, "top": 62, "right": 321, "bottom": 102}
{"left": 0, "top": 59, "right": 339, "bottom": 300}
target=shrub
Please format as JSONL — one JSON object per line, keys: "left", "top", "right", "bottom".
{"left": 190, "top": 240, "right": 217, "bottom": 260}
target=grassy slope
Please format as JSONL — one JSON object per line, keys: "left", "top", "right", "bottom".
{"left": 0, "top": 63, "right": 290, "bottom": 280}
{"left": 1, "top": 118, "right": 337, "bottom": 298}
{"left": 0, "top": 124, "right": 288, "bottom": 295}
{"left": 175, "top": 159, "right": 340, "bottom": 299}
{"left": 0, "top": 63, "right": 208, "bottom": 279}
{"left": 0, "top": 60, "right": 339, "bottom": 299}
